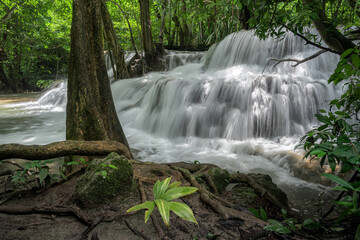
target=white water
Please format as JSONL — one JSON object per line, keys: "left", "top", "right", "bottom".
{"left": 0, "top": 30, "right": 340, "bottom": 209}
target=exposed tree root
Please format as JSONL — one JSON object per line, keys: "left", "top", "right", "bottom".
{"left": 171, "top": 165, "right": 269, "bottom": 227}
{"left": 81, "top": 216, "right": 104, "bottom": 240}
{"left": 0, "top": 205, "right": 92, "bottom": 225}
{"left": 125, "top": 219, "right": 151, "bottom": 240}
{"left": 0, "top": 140, "right": 132, "bottom": 161}
{"left": 230, "top": 173, "right": 290, "bottom": 213}
{"left": 172, "top": 165, "right": 230, "bottom": 219}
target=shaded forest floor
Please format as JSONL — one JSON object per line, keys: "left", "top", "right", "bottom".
{"left": 0, "top": 158, "right": 356, "bottom": 240}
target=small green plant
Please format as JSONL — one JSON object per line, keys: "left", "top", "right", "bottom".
{"left": 323, "top": 173, "right": 360, "bottom": 220}
{"left": 127, "top": 177, "right": 198, "bottom": 227}
{"left": 250, "top": 208, "right": 322, "bottom": 235}
{"left": 96, "top": 162, "right": 118, "bottom": 179}
{"left": 249, "top": 207, "right": 268, "bottom": 221}
{"left": 11, "top": 159, "right": 56, "bottom": 185}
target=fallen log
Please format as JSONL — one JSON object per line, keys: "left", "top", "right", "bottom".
{"left": 0, "top": 140, "right": 132, "bottom": 161}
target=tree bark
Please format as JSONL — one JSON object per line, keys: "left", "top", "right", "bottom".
{"left": 302, "top": 0, "right": 355, "bottom": 53}
{"left": 100, "top": 0, "right": 129, "bottom": 79}
{"left": 139, "top": 0, "right": 164, "bottom": 71}
{"left": 0, "top": 140, "right": 132, "bottom": 161}
{"left": 67, "top": 0, "right": 131, "bottom": 153}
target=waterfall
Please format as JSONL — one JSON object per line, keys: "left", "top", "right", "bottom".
{"left": 113, "top": 30, "right": 339, "bottom": 141}
{"left": 0, "top": 30, "right": 341, "bottom": 206}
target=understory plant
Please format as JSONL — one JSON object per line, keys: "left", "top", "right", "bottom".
{"left": 127, "top": 177, "right": 198, "bottom": 227}
{"left": 300, "top": 47, "right": 360, "bottom": 235}
{"left": 250, "top": 208, "right": 321, "bottom": 234}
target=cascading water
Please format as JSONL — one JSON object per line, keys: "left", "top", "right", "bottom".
{"left": 0, "top": 30, "right": 340, "bottom": 210}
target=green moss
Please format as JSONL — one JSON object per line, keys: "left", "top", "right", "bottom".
{"left": 74, "top": 152, "right": 133, "bottom": 208}
{"left": 233, "top": 184, "right": 258, "bottom": 204}
{"left": 209, "top": 167, "right": 230, "bottom": 194}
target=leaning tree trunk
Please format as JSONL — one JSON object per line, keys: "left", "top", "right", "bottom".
{"left": 67, "top": 0, "right": 130, "bottom": 152}
{"left": 302, "top": 0, "right": 355, "bottom": 53}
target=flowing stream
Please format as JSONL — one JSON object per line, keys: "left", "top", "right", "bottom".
{"left": 0, "top": 30, "right": 340, "bottom": 212}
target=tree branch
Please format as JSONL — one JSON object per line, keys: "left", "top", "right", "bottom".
{"left": 0, "top": 140, "right": 132, "bottom": 161}
{"left": 269, "top": 49, "right": 328, "bottom": 68}
{"left": 283, "top": 24, "right": 341, "bottom": 54}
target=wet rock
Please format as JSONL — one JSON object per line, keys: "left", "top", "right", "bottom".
{"left": 208, "top": 167, "right": 230, "bottom": 194}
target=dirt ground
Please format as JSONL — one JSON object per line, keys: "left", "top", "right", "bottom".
{"left": 0, "top": 160, "right": 356, "bottom": 240}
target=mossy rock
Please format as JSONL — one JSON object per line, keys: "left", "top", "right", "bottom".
{"left": 74, "top": 152, "right": 133, "bottom": 208}
{"left": 208, "top": 167, "right": 230, "bottom": 194}
{"left": 231, "top": 183, "right": 258, "bottom": 205}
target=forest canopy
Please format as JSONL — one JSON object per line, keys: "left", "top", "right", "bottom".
{"left": 0, "top": 0, "right": 359, "bottom": 93}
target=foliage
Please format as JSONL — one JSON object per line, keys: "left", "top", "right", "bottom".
{"left": 323, "top": 173, "right": 360, "bottom": 220}
{"left": 300, "top": 46, "right": 360, "bottom": 236}
{"left": 250, "top": 208, "right": 322, "bottom": 235}
{"left": 301, "top": 48, "right": 360, "bottom": 173}
{"left": 36, "top": 79, "right": 54, "bottom": 89}
{"left": 0, "top": 0, "right": 71, "bottom": 92}
{"left": 127, "top": 177, "right": 198, "bottom": 227}
{"left": 244, "top": 0, "right": 360, "bottom": 42}
{"left": 11, "top": 159, "right": 58, "bottom": 186}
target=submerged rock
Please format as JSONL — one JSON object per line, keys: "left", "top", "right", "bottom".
{"left": 74, "top": 152, "right": 133, "bottom": 208}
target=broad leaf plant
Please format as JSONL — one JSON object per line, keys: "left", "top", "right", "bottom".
{"left": 127, "top": 177, "right": 198, "bottom": 227}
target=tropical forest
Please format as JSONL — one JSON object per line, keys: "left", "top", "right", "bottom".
{"left": 0, "top": 0, "right": 359, "bottom": 239}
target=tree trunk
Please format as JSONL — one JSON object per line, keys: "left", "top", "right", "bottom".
{"left": 139, "top": 0, "right": 164, "bottom": 71}
{"left": 67, "top": 0, "right": 131, "bottom": 153}
{"left": 0, "top": 140, "right": 132, "bottom": 161}
{"left": 100, "top": 1, "right": 129, "bottom": 80}
{"left": 302, "top": 0, "right": 355, "bottom": 53}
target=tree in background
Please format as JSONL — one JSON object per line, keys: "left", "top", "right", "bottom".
{"left": 0, "top": 0, "right": 71, "bottom": 93}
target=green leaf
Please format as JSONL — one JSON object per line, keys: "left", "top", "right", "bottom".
{"left": 167, "top": 181, "right": 182, "bottom": 190}
{"left": 59, "top": 168, "right": 67, "bottom": 180}
{"left": 332, "top": 145, "right": 355, "bottom": 158}
{"left": 154, "top": 177, "right": 172, "bottom": 199}
{"left": 38, "top": 168, "right": 48, "bottom": 183}
{"left": 108, "top": 164, "right": 118, "bottom": 170}
{"left": 260, "top": 207, "right": 267, "bottom": 221}
{"left": 155, "top": 199, "right": 170, "bottom": 227}
{"left": 281, "top": 209, "right": 287, "bottom": 219}
{"left": 153, "top": 180, "right": 160, "bottom": 199}
{"left": 264, "top": 219, "right": 291, "bottom": 234}
{"left": 341, "top": 48, "right": 354, "bottom": 59}
{"left": 161, "top": 187, "right": 198, "bottom": 201}
{"left": 66, "top": 161, "right": 80, "bottom": 166}
{"left": 126, "top": 200, "right": 156, "bottom": 221}
{"left": 309, "top": 149, "right": 326, "bottom": 157}
{"left": 101, "top": 170, "right": 107, "bottom": 179}
{"left": 315, "top": 114, "right": 332, "bottom": 125}
{"left": 351, "top": 54, "right": 360, "bottom": 68}
{"left": 331, "top": 186, "right": 349, "bottom": 191}
{"left": 355, "top": 224, "right": 360, "bottom": 240}
{"left": 168, "top": 201, "right": 198, "bottom": 225}
{"left": 323, "top": 173, "right": 354, "bottom": 190}
{"left": 249, "top": 208, "right": 260, "bottom": 219}
{"left": 302, "top": 219, "right": 321, "bottom": 229}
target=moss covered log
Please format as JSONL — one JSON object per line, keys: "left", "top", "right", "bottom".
{"left": 0, "top": 140, "right": 132, "bottom": 160}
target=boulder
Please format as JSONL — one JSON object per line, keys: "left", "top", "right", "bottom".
{"left": 74, "top": 152, "right": 133, "bottom": 208}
